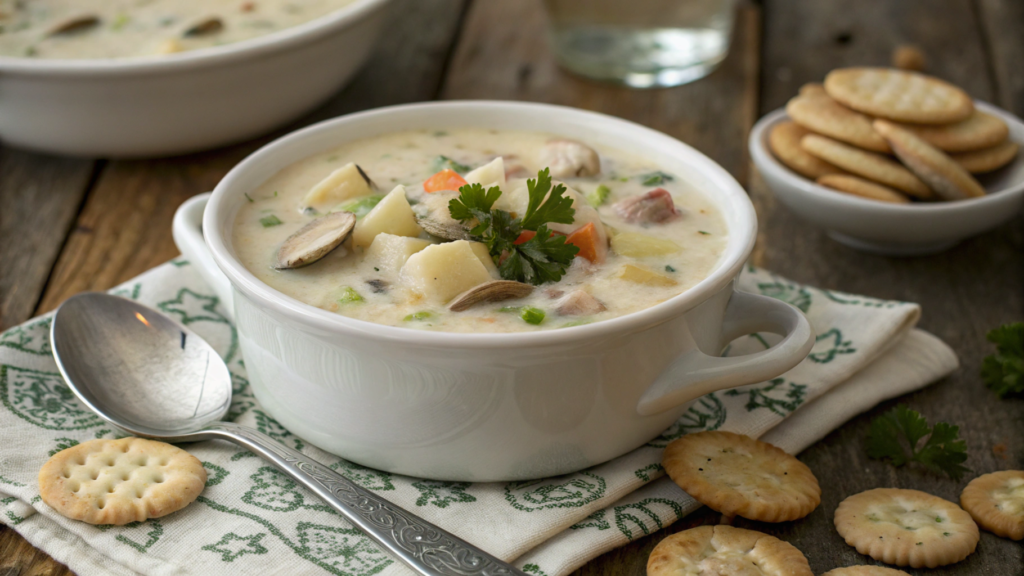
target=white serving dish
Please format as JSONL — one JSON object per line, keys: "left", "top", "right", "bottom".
{"left": 750, "top": 102, "right": 1024, "bottom": 256}
{"left": 173, "top": 101, "right": 814, "bottom": 482}
{"left": 0, "top": 0, "right": 392, "bottom": 158}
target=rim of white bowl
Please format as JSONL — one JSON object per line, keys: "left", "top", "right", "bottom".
{"left": 207, "top": 100, "right": 757, "bottom": 349}
{"left": 0, "top": 0, "right": 391, "bottom": 74}
{"left": 749, "top": 101, "right": 1024, "bottom": 214}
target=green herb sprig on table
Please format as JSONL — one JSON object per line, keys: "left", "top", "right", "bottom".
{"left": 865, "top": 405, "right": 969, "bottom": 480}
{"left": 981, "top": 322, "right": 1024, "bottom": 397}
{"left": 448, "top": 168, "right": 579, "bottom": 285}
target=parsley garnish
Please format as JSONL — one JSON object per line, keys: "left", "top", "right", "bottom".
{"left": 448, "top": 168, "right": 579, "bottom": 285}
{"left": 981, "top": 322, "right": 1024, "bottom": 397}
{"left": 866, "top": 405, "right": 969, "bottom": 480}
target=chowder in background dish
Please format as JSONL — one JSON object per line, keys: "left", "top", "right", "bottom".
{"left": 0, "top": 0, "right": 357, "bottom": 59}
{"left": 232, "top": 129, "right": 728, "bottom": 333}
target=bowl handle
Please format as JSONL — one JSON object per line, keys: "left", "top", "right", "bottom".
{"left": 172, "top": 193, "right": 235, "bottom": 320}
{"left": 636, "top": 290, "right": 814, "bottom": 416}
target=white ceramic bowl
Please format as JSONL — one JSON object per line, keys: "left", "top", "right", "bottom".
{"left": 0, "top": 0, "right": 392, "bottom": 157}
{"left": 173, "top": 101, "right": 814, "bottom": 481}
{"left": 750, "top": 102, "right": 1024, "bottom": 256}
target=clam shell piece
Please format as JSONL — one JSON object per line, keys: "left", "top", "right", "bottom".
{"left": 183, "top": 17, "right": 224, "bottom": 37}
{"left": 540, "top": 139, "right": 601, "bottom": 178}
{"left": 274, "top": 211, "right": 356, "bottom": 269}
{"left": 448, "top": 281, "right": 534, "bottom": 312}
{"left": 555, "top": 290, "right": 606, "bottom": 316}
{"left": 413, "top": 191, "right": 472, "bottom": 241}
{"left": 48, "top": 15, "right": 101, "bottom": 36}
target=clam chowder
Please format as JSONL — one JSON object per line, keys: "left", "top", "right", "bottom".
{"left": 0, "top": 0, "right": 356, "bottom": 59}
{"left": 232, "top": 129, "right": 728, "bottom": 333}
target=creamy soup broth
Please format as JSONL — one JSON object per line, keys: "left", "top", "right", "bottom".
{"left": 0, "top": 0, "right": 356, "bottom": 59}
{"left": 232, "top": 129, "right": 729, "bottom": 333}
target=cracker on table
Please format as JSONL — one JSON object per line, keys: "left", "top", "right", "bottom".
{"left": 786, "top": 92, "right": 891, "bottom": 153}
{"left": 834, "top": 488, "right": 979, "bottom": 569}
{"left": 824, "top": 67, "right": 973, "bottom": 124}
{"left": 873, "top": 119, "right": 986, "bottom": 200}
{"left": 951, "top": 140, "right": 1019, "bottom": 174}
{"left": 647, "top": 525, "right": 812, "bottom": 576}
{"left": 801, "top": 134, "right": 933, "bottom": 198}
{"left": 662, "top": 431, "right": 821, "bottom": 522}
{"left": 799, "top": 82, "right": 829, "bottom": 97}
{"left": 960, "top": 470, "right": 1024, "bottom": 540}
{"left": 817, "top": 174, "right": 911, "bottom": 204}
{"left": 895, "top": 110, "right": 1008, "bottom": 152}
{"left": 822, "top": 567, "right": 911, "bottom": 576}
{"left": 39, "top": 437, "right": 206, "bottom": 525}
{"left": 769, "top": 121, "right": 847, "bottom": 180}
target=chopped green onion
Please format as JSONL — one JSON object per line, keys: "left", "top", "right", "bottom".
{"left": 641, "top": 171, "right": 675, "bottom": 186}
{"left": 259, "top": 215, "right": 282, "bottom": 227}
{"left": 337, "top": 287, "right": 363, "bottom": 304}
{"left": 432, "top": 155, "right": 471, "bottom": 174}
{"left": 520, "top": 307, "right": 545, "bottom": 325}
{"left": 404, "top": 311, "right": 434, "bottom": 322}
{"left": 586, "top": 184, "right": 611, "bottom": 208}
{"left": 333, "top": 195, "right": 384, "bottom": 219}
{"left": 698, "top": 230, "right": 711, "bottom": 235}
{"left": 244, "top": 192, "right": 255, "bottom": 203}
{"left": 665, "top": 265, "right": 677, "bottom": 273}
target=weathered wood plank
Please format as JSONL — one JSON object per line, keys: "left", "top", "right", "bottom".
{"left": 977, "top": 0, "right": 1024, "bottom": 116}
{"left": 1, "top": 1, "right": 470, "bottom": 573}
{"left": 745, "top": 0, "right": 1024, "bottom": 574}
{"left": 0, "top": 151, "right": 94, "bottom": 331}
{"left": 440, "top": 0, "right": 761, "bottom": 574}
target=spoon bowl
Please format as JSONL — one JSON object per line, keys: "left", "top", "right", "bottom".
{"left": 50, "top": 292, "right": 523, "bottom": 576}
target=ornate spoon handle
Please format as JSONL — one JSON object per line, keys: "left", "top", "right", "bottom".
{"left": 200, "top": 421, "right": 525, "bottom": 576}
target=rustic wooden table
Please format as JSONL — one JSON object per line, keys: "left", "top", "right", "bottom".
{"left": 2, "top": 0, "right": 1022, "bottom": 574}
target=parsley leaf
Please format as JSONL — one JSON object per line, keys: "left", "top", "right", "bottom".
{"left": 981, "top": 322, "right": 1024, "bottom": 397}
{"left": 521, "top": 168, "right": 576, "bottom": 230}
{"left": 640, "top": 171, "right": 675, "bottom": 186}
{"left": 448, "top": 169, "right": 580, "bottom": 285}
{"left": 432, "top": 155, "right": 471, "bottom": 174}
{"left": 866, "top": 405, "right": 969, "bottom": 480}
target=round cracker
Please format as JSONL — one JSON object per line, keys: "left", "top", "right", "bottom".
{"left": 786, "top": 93, "right": 891, "bottom": 152}
{"left": 39, "top": 437, "right": 206, "bottom": 525}
{"left": 895, "top": 110, "right": 1008, "bottom": 152}
{"left": 824, "top": 67, "right": 973, "bottom": 124}
{"left": 817, "top": 174, "right": 911, "bottom": 204}
{"left": 801, "top": 134, "right": 933, "bottom": 198}
{"left": 960, "top": 470, "right": 1024, "bottom": 540}
{"left": 662, "top": 431, "right": 821, "bottom": 522}
{"left": 873, "top": 119, "right": 986, "bottom": 200}
{"left": 822, "top": 567, "right": 910, "bottom": 576}
{"left": 834, "top": 488, "right": 979, "bottom": 568}
{"left": 892, "top": 45, "right": 927, "bottom": 72}
{"left": 647, "top": 525, "right": 812, "bottom": 576}
{"left": 799, "top": 82, "right": 828, "bottom": 97}
{"left": 769, "top": 121, "right": 847, "bottom": 179}
{"left": 951, "top": 140, "right": 1019, "bottom": 173}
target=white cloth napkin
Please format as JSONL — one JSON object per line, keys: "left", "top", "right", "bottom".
{"left": 0, "top": 259, "right": 958, "bottom": 576}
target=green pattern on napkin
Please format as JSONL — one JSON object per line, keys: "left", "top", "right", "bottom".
{"left": 0, "top": 260, "right": 957, "bottom": 576}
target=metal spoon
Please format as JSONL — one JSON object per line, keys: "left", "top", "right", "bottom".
{"left": 51, "top": 292, "right": 524, "bottom": 576}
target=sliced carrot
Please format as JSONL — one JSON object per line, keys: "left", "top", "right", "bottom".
{"left": 514, "top": 230, "right": 536, "bottom": 245}
{"left": 424, "top": 169, "right": 468, "bottom": 193}
{"left": 565, "top": 222, "right": 607, "bottom": 263}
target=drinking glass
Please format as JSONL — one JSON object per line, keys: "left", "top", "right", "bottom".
{"left": 543, "top": 0, "right": 737, "bottom": 88}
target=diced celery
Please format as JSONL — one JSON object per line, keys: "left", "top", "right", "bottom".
{"left": 333, "top": 195, "right": 384, "bottom": 219}
{"left": 404, "top": 311, "right": 434, "bottom": 322}
{"left": 520, "top": 307, "right": 545, "bottom": 325}
{"left": 337, "top": 287, "right": 364, "bottom": 304}
{"left": 586, "top": 184, "right": 611, "bottom": 207}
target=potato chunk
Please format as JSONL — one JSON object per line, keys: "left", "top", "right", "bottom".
{"left": 400, "top": 241, "right": 496, "bottom": 303}
{"left": 617, "top": 264, "right": 678, "bottom": 286}
{"left": 468, "top": 241, "right": 500, "bottom": 278}
{"left": 611, "top": 232, "right": 682, "bottom": 258}
{"left": 367, "top": 233, "right": 433, "bottom": 274}
{"left": 300, "top": 163, "right": 373, "bottom": 212}
{"left": 464, "top": 157, "right": 505, "bottom": 189}
{"left": 352, "top": 185, "right": 423, "bottom": 248}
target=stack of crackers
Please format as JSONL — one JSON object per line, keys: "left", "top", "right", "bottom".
{"left": 769, "top": 67, "right": 1019, "bottom": 204}
{"left": 646, "top": 431, "right": 1024, "bottom": 575}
